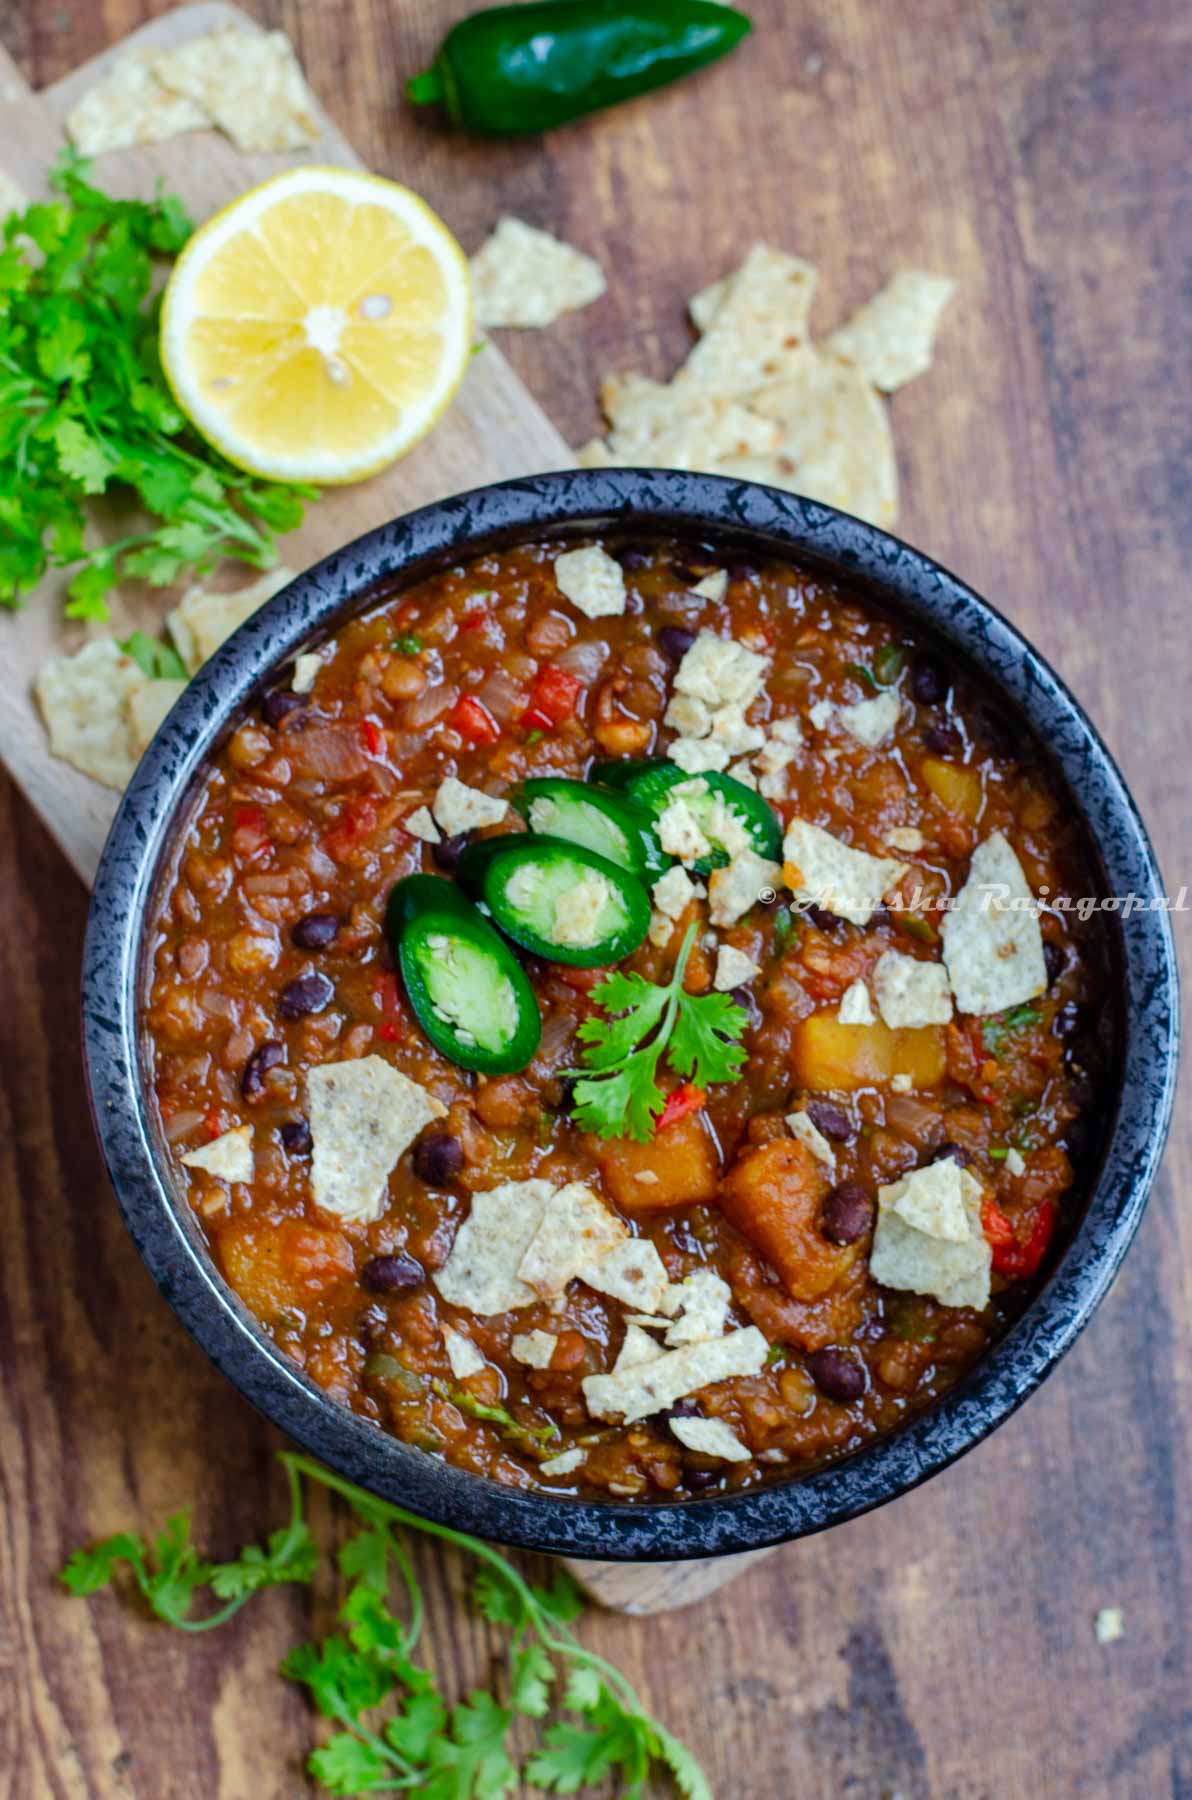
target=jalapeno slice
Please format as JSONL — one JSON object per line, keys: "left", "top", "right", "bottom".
{"left": 480, "top": 837, "right": 651, "bottom": 966}
{"left": 386, "top": 873, "right": 476, "bottom": 936}
{"left": 515, "top": 777, "right": 669, "bottom": 880}
{"left": 391, "top": 898, "right": 542, "bottom": 1074}
{"left": 590, "top": 759, "right": 781, "bottom": 874}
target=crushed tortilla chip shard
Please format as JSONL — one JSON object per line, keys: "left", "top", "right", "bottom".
{"left": 614, "top": 1323, "right": 667, "bottom": 1372}
{"left": 517, "top": 1182, "right": 627, "bottom": 1300}
{"left": 826, "top": 270, "right": 957, "bottom": 393}
{"left": 66, "top": 50, "right": 208, "bottom": 155}
{"left": 167, "top": 566, "right": 295, "bottom": 674}
{"left": 511, "top": 1330, "right": 559, "bottom": 1369}
{"left": 663, "top": 1270, "right": 732, "bottom": 1346}
{"left": 600, "top": 372, "right": 779, "bottom": 471}
{"left": 582, "top": 1326, "right": 769, "bottom": 1424}
{"left": 870, "top": 1162, "right": 991, "bottom": 1310}
{"left": 872, "top": 949, "right": 954, "bottom": 1029}
{"left": 941, "top": 832, "right": 1048, "bottom": 1016}
{"left": 434, "top": 1179, "right": 554, "bottom": 1315}
{"left": 0, "top": 168, "right": 26, "bottom": 216}
{"left": 181, "top": 1124, "right": 253, "bottom": 1184}
{"left": 782, "top": 819, "right": 908, "bottom": 928}
{"left": 35, "top": 638, "right": 149, "bottom": 791}
{"left": 443, "top": 1327, "right": 486, "bottom": 1381}
{"left": 470, "top": 217, "right": 606, "bottom": 330}
{"left": 151, "top": 27, "right": 318, "bottom": 155}
{"left": 670, "top": 1416, "right": 750, "bottom": 1461}
{"left": 579, "top": 1237, "right": 671, "bottom": 1313}
{"left": 128, "top": 678, "right": 187, "bottom": 756}
{"left": 553, "top": 545, "right": 627, "bottom": 620}
{"left": 679, "top": 243, "right": 818, "bottom": 396}
{"left": 307, "top": 1055, "right": 445, "bottom": 1223}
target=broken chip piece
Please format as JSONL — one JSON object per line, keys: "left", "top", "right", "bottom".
{"left": 470, "top": 217, "right": 606, "bottom": 329}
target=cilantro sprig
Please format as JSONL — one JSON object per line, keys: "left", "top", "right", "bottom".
{"left": 0, "top": 152, "right": 315, "bottom": 620}
{"left": 61, "top": 1451, "right": 709, "bottom": 1800}
{"left": 568, "top": 922, "right": 747, "bottom": 1141}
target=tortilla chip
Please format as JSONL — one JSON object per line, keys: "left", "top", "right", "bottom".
{"left": 518, "top": 1182, "right": 627, "bottom": 1300}
{"left": 539, "top": 1447, "right": 586, "bottom": 1477}
{"left": 432, "top": 776, "right": 507, "bottom": 835}
{"left": 307, "top": 1055, "right": 446, "bottom": 1224}
{"left": 734, "top": 348, "right": 898, "bottom": 530}
{"left": 0, "top": 169, "right": 25, "bottom": 216}
{"left": 66, "top": 50, "right": 209, "bottom": 155}
{"left": 582, "top": 1326, "right": 769, "bottom": 1424}
{"left": 678, "top": 244, "right": 818, "bottom": 396}
{"left": 872, "top": 950, "right": 953, "bottom": 1029}
{"left": 152, "top": 28, "right": 317, "bottom": 154}
{"left": 787, "top": 1110, "right": 837, "bottom": 1172}
{"left": 434, "top": 1179, "right": 554, "bottom": 1315}
{"left": 838, "top": 979, "right": 876, "bottom": 1026}
{"left": 403, "top": 805, "right": 441, "bottom": 845}
{"left": 664, "top": 1270, "right": 732, "bottom": 1346}
{"left": 882, "top": 1160, "right": 977, "bottom": 1242}
{"left": 574, "top": 437, "right": 615, "bottom": 468}
{"left": 511, "top": 1330, "right": 558, "bottom": 1369}
{"left": 941, "top": 833, "right": 1048, "bottom": 1016}
{"left": 553, "top": 545, "right": 627, "bottom": 620}
{"left": 601, "top": 372, "right": 779, "bottom": 470}
{"left": 714, "top": 945, "right": 760, "bottom": 991}
{"left": 886, "top": 826, "right": 926, "bottom": 853}
{"left": 580, "top": 1237, "right": 671, "bottom": 1313}
{"left": 167, "top": 566, "right": 294, "bottom": 674}
{"left": 870, "top": 1171, "right": 991, "bottom": 1310}
{"left": 292, "top": 653, "right": 322, "bottom": 694}
{"left": 470, "top": 217, "right": 606, "bottom": 329}
{"left": 181, "top": 1124, "right": 253, "bottom": 1183}
{"left": 688, "top": 274, "right": 729, "bottom": 335}
{"left": 35, "top": 638, "right": 147, "bottom": 791}
{"left": 838, "top": 690, "right": 901, "bottom": 748}
{"left": 128, "top": 677, "right": 187, "bottom": 756}
{"left": 782, "top": 819, "right": 908, "bottom": 927}
{"left": 707, "top": 847, "right": 782, "bottom": 927}
{"left": 614, "top": 1322, "right": 668, "bottom": 1372}
{"left": 826, "top": 270, "right": 957, "bottom": 393}
{"left": 670, "top": 1416, "right": 750, "bottom": 1461}
{"left": 443, "top": 1327, "right": 485, "bottom": 1380}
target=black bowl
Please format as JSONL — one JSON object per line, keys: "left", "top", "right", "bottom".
{"left": 81, "top": 470, "right": 1179, "bottom": 1559}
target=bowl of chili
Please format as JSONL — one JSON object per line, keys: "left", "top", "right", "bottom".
{"left": 81, "top": 469, "right": 1179, "bottom": 1559}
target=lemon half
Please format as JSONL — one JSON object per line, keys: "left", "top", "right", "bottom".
{"left": 160, "top": 167, "right": 472, "bottom": 485}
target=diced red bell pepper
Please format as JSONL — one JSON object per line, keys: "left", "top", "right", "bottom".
{"left": 449, "top": 695, "right": 500, "bottom": 745}
{"left": 360, "top": 718, "right": 386, "bottom": 758}
{"left": 656, "top": 1084, "right": 706, "bottom": 1132}
{"left": 982, "top": 1196, "right": 1056, "bottom": 1280}
{"left": 230, "top": 803, "right": 271, "bottom": 862}
{"left": 522, "top": 664, "right": 584, "bottom": 732}
{"left": 459, "top": 606, "right": 488, "bottom": 632}
{"left": 324, "top": 795, "right": 378, "bottom": 862}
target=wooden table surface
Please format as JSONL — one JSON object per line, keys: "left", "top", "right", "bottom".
{"left": 2, "top": 2, "right": 1188, "bottom": 1795}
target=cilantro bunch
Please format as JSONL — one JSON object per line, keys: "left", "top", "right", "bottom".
{"left": 569, "top": 922, "right": 748, "bottom": 1140}
{"left": 0, "top": 151, "right": 315, "bottom": 620}
{"left": 60, "top": 1451, "right": 710, "bottom": 1799}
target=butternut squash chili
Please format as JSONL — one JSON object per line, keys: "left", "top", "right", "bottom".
{"left": 147, "top": 538, "right": 1106, "bottom": 1500}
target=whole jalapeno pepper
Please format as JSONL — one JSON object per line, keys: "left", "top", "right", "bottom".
{"left": 407, "top": 0, "right": 753, "bottom": 137}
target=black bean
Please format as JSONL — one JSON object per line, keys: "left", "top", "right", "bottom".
{"left": 805, "top": 903, "right": 843, "bottom": 933}
{"left": 805, "top": 1100, "right": 852, "bottom": 1142}
{"left": 728, "top": 986, "right": 759, "bottom": 1021}
{"left": 1043, "top": 940, "right": 1065, "bottom": 987}
{"left": 361, "top": 1252, "right": 425, "bottom": 1295}
{"left": 727, "top": 562, "right": 759, "bottom": 583}
{"left": 617, "top": 546, "right": 651, "bottom": 570}
{"left": 280, "top": 1118, "right": 312, "bottom": 1155}
{"left": 654, "top": 1397, "right": 703, "bottom": 1430}
{"left": 433, "top": 833, "right": 469, "bottom": 872}
{"left": 923, "top": 721, "right": 962, "bottom": 757}
{"left": 910, "top": 655, "right": 948, "bottom": 705}
{"left": 241, "top": 1039, "right": 284, "bottom": 1099}
{"left": 684, "top": 1468, "right": 720, "bottom": 1491}
{"left": 263, "top": 689, "right": 307, "bottom": 728}
{"left": 806, "top": 1348, "right": 867, "bottom": 1403}
{"left": 658, "top": 625, "right": 697, "bottom": 662}
{"left": 291, "top": 911, "right": 339, "bottom": 951}
{"left": 821, "top": 1181, "right": 872, "bottom": 1245}
{"left": 278, "top": 971, "right": 334, "bottom": 1018}
{"left": 670, "top": 1218, "right": 702, "bottom": 1256}
{"left": 412, "top": 1131, "right": 465, "bottom": 1186}
{"left": 932, "top": 1140, "right": 972, "bottom": 1168}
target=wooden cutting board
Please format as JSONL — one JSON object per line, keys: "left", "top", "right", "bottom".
{"left": 0, "top": 4, "right": 765, "bottom": 1612}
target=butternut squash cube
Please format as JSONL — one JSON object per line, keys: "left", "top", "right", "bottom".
{"left": 720, "top": 1137, "right": 857, "bottom": 1301}
{"left": 921, "top": 755, "right": 983, "bottom": 821}
{"left": 589, "top": 1114, "right": 720, "bottom": 1212}
{"left": 792, "top": 1011, "right": 947, "bottom": 1091}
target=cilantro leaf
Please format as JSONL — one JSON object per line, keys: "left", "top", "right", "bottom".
{"left": 510, "top": 1642, "right": 554, "bottom": 1717}
{"left": 307, "top": 1734, "right": 393, "bottom": 1794}
{"left": 0, "top": 154, "right": 313, "bottom": 621}
{"left": 385, "top": 1690, "right": 448, "bottom": 1761}
{"left": 438, "top": 1383, "right": 558, "bottom": 1447}
{"left": 569, "top": 923, "right": 747, "bottom": 1140}
{"left": 118, "top": 630, "right": 188, "bottom": 682}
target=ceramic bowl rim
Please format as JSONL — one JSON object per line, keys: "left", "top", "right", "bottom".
{"left": 81, "top": 469, "right": 1180, "bottom": 1560}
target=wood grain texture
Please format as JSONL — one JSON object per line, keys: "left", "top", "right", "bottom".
{"left": 1, "top": 0, "right": 1190, "bottom": 1795}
